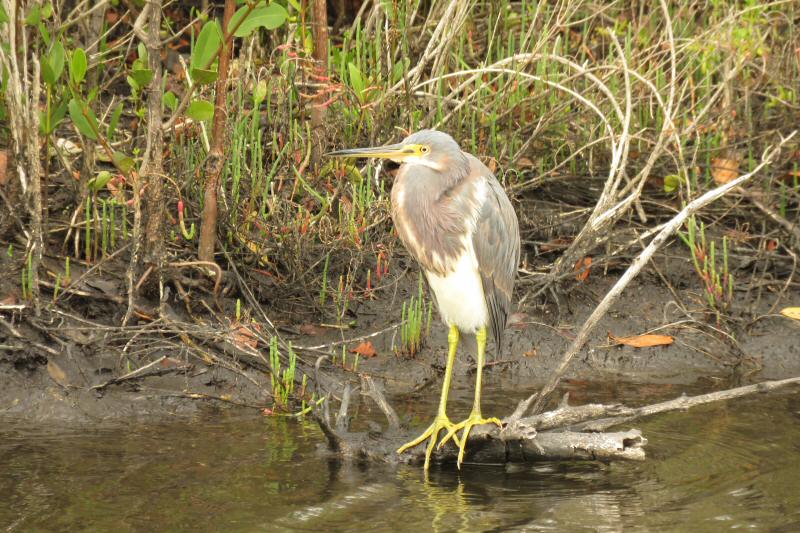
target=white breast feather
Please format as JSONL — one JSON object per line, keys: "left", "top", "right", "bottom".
{"left": 425, "top": 179, "right": 490, "bottom": 333}
{"left": 425, "top": 238, "right": 488, "bottom": 333}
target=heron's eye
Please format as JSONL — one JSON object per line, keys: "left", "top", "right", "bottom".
{"left": 420, "top": 146, "right": 430, "bottom": 154}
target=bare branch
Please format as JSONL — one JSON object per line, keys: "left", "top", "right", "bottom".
{"left": 530, "top": 131, "right": 797, "bottom": 414}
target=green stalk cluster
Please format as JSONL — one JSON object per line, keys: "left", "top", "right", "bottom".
{"left": 81, "top": 194, "right": 127, "bottom": 263}
{"left": 269, "top": 336, "right": 299, "bottom": 409}
{"left": 399, "top": 274, "right": 433, "bottom": 356}
{"left": 679, "top": 216, "right": 735, "bottom": 323}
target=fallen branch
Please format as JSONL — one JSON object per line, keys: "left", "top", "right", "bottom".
{"left": 0, "top": 315, "right": 60, "bottom": 357}
{"left": 566, "top": 375, "right": 800, "bottom": 432}
{"left": 90, "top": 355, "right": 171, "bottom": 390}
{"left": 313, "top": 375, "right": 800, "bottom": 466}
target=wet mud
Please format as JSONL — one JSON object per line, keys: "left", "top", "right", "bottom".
{"left": 2, "top": 253, "right": 799, "bottom": 425}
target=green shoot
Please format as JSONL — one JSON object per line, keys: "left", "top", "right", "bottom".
{"left": 398, "top": 274, "right": 433, "bottom": 356}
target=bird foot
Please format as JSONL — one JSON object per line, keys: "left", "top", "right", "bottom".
{"left": 397, "top": 413, "right": 462, "bottom": 471}
{"left": 440, "top": 412, "right": 503, "bottom": 468}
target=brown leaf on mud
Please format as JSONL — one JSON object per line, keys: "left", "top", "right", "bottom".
{"left": 299, "top": 323, "right": 326, "bottom": 336}
{"left": 350, "top": 341, "right": 377, "bottom": 358}
{"left": 574, "top": 257, "right": 592, "bottom": 282}
{"left": 0, "top": 149, "right": 7, "bottom": 186}
{"left": 779, "top": 307, "right": 800, "bottom": 321}
{"left": 47, "top": 360, "right": 69, "bottom": 387}
{"left": 508, "top": 312, "right": 529, "bottom": 329}
{"left": 516, "top": 156, "right": 535, "bottom": 168}
{"left": 524, "top": 347, "right": 537, "bottom": 358}
{"left": 609, "top": 332, "right": 674, "bottom": 348}
{"left": 159, "top": 357, "right": 185, "bottom": 368}
{"left": 540, "top": 237, "right": 572, "bottom": 252}
{"left": 711, "top": 157, "right": 740, "bottom": 184}
{"left": 1, "top": 294, "right": 18, "bottom": 305}
{"left": 230, "top": 322, "right": 259, "bottom": 350}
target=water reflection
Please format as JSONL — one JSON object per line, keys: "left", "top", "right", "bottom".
{"left": 1, "top": 388, "right": 799, "bottom": 531}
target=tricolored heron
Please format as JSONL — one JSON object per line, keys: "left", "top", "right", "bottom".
{"left": 328, "top": 130, "right": 520, "bottom": 470}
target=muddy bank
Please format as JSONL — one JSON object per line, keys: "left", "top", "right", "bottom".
{"left": 2, "top": 260, "right": 799, "bottom": 426}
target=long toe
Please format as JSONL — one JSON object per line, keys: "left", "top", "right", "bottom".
{"left": 437, "top": 421, "right": 465, "bottom": 450}
{"left": 396, "top": 414, "right": 460, "bottom": 470}
{"left": 456, "top": 414, "right": 503, "bottom": 468}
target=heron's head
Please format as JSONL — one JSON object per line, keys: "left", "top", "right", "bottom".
{"left": 326, "top": 129, "right": 467, "bottom": 175}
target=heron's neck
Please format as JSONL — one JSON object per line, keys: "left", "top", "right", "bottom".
{"left": 399, "top": 165, "right": 456, "bottom": 207}
{"left": 393, "top": 159, "right": 474, "bottom": 232}
{"left": 391, "top": 158, "right": 476, "bottom": 275}
{"left": 405, "top": 154, "right": 469, "bottom": 194}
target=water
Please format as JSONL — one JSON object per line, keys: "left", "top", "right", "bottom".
{"left": 2, "top": 385, "right": 799, "bottom": 532}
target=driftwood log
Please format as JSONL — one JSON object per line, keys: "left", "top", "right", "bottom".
{"left": 313, "top": 376, "right": 800, "bottom": 466}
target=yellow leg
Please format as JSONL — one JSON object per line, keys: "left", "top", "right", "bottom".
{"left": 440, "top": 326, "right": 502, "bottom": 468}
{"left": 397, "top": 325, "right": 462, "bottom": 470}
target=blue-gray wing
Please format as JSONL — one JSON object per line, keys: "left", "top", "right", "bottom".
{"left": 472, "top": 174, "right": 520, "bottom": 353}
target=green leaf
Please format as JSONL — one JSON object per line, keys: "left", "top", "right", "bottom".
{"left": 163, "top": 91, "right": 178, "bottom": 112}
{"left": 186, "top": 99, "right": 214, "bottom": 122}
{"left": 112, "top": 151, "right": 135, "bottom": 173}
{"left": 68, "top": 98, "right": 99, "bottom": 140}
{"left": 130, "top": 68, "right": 153, "bottom": 87}
{"left": 38, "top": 110, "right": 49, "bottom": 135}
{"left": 37, "top": 20, "right": 50, "bottom": 45}
{"left": 24, "top": 6, "right": 41, "bottom": 25}
{"left": 51, "top": 99, "right": 69, "bottom": 129}
{"left": 230, "top": 4, "right": 257, "bottom": 37}
{"left": 348, "top": 62, "right": 365, "bottom": 98}
{"left": 89, "top": 171, "right": 113, "bottom": 192}
{"left": 41, "top": 58, "right": 56, "bottom": 86}
{"left": 137, "top": 42, "right": 148, "bottom": 62}
{"left": 190, "top": 68, "right": 218, "bottom": 85}
{"left": 126, "top": 75, "right": 140, "bottom": 91}
{"left": 49, "top": 41, "right": 65, "bottom": 81}
{"left": 70, "top": 48, "right": 87, "bottom": 84}
{"left": 253, "top": 79, "right": 267, "bottom": 105}
{"left": 107, "top": 101, "right": 124, "bottom": 140}
{"left": 0, "top": 5, "right": 9, "bottom": 24}
{"left": 392, "top": 57, "right": 409, "bottom": 84}
{"left": 191, "top": 20, "right": 222, "bottom": 72}
{"left": 40, "top": 99, "right": 67, "bottom": 135}
{"left": 664, "top": 174, "right": 681, "bottom": 193}
{"left": 232, "top": 3, "right": 288, "bottom": 37}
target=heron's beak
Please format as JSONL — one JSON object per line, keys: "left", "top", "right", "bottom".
{"left": 325, "top": 142, "right": 416, "bottom": 161}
